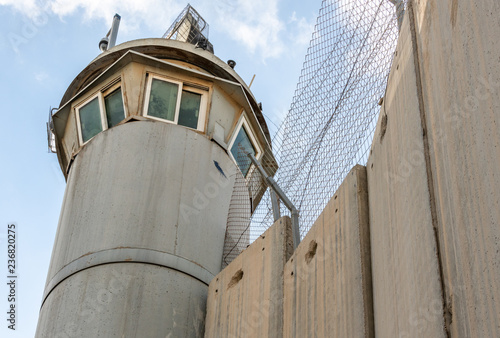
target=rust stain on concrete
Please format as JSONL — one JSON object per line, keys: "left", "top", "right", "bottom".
{"left": 451, "top": 0, "right": 458, "bottom": 27}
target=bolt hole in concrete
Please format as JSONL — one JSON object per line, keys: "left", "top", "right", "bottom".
{"left": 305, "top": 240, "right": 318, "bottom": 264}
{"left": 334, "top": 195, "right": 337, "bottom": 200}
{"left": 227, "top": 269, "right": 244, "bottom": 289}
{"left": 380, "top": 114, "right": 388, "bottom": 142}
{"left": 335, "top": 209, "right": 338, "bottom": 213}
{"left": 291, "top": 271, "right": 294, "bottom": 276}
{"left": 262, "top": 247, "right": 265, "bottom": 251}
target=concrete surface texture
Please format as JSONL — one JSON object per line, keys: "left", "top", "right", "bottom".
{"left": 204, "top": 1, "right": 500, "bottom": 337}
{"left": 36, "top": 121, "right": 238, "bottom": 337}
{"left": 38, "top": 0, "right": 500, "bottom": 336}
{"left": 283, "top": 165, "right": 373, "bottom": 338}
{"left": 37, "top": 263, "right": 207, "bottom": 337}
{"left": 366, "top": 3, "right": 447, "bottom": 336}
{"left": 412, "top": 0, "right": 500, "bottom": 336}
{"left": 204, "top": 217, "right": 293, "bottom": 338}
{"left": 366, "top": 0, "right": 500, "bottom": 336}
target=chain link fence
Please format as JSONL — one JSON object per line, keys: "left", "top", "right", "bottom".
{"left": 223, "top": 0, "right": 406, "bottom": 266}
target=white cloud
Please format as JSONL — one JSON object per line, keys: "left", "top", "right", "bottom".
{"left": 288, "top": 11, "right": 316, "bottom": 48}
{"left": 48, "top": 0, "right": 185, "bottom": 35}
{"left": 0, "top": 0, "right": 316, "bottom": 61}
{"left": 0, "top": 0, "right": 41, "bottom": 18}
{"left": 208, "top": 0, "right": 285, "bottom": 60}
{"left": 0, "top": 0, "right": 183, "bottom": 34}
{"left": 34, "top": 71, "right": 49, "bottom": 83}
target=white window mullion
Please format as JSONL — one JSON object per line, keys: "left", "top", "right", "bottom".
{"left": 173, "top": 83, "right": 183, "bottom": 124}
{"left": 98, "top": 93, "right": 108, "bottom": 130}
{"left": 196, "top": 93, "right": 207, "bottom": 131}
{"left": 142, "top": 76, "right": 154, "bottom": 117}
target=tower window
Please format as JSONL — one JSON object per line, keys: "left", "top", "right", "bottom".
{"left": 229, "top": 116, "right": 262, "bottom": 177}
{"left": 104, "top": 88, "right": 126, "bottom": 128}
{"left": 178, "top": 90, "right": 202, "bottom": 129}
{"left": 147, "top": 78, "right": 179, "bottom": 121}
{"left": 143, "top": 75, "right": 207, "bottom": 132}
{"left": 76, "top": 82, "right": 126, "bottom": 145}
{"left": 78, "top": 97, "right": 102, "bottom": 143}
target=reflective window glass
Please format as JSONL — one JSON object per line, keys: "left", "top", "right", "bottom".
{"left": 230, "top": 126, "right": 256, "bottom": 176}
{"left": 104, "top": 88, "right": 125, "bottom": 128}
{"left": 147, "top": 79, "right": 178, "bottom": 121}
{"left": 79, "top": 97, "right": 102, "bottom": 143}
{"left": 178, "top": 90, "right": 201, "bottom": 129}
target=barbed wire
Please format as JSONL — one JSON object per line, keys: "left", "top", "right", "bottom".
{"left": 223, "top": 0, "right": 405, "bottom": 265}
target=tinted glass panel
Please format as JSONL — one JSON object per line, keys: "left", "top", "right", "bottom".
{"left": 147, "top": 79, "right": 178, "bottom": 121}
{"left": 79, "top": 97, "right": 102, "bottom": 143}
{"left": 178, "top": 90, "right": 201, "bottom": 129}
{"left": 104, "top": 88, "right": 125, "bottom": 128}
{"left": 230, "top": 126, "right": 256, "bottom": 176}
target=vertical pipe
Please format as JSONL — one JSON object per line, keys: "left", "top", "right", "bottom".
{"left": 270, "top": 190, "right": 281, "bottom": 221}
{"left": 291, "top": 209, "right": 300, "bottom": 250}
{"left": 108, "top": 14, "right": 121, "bottom": 49}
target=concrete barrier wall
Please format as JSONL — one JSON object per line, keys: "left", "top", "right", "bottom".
{"left": 283, "top": 165, "right": 373, "bottom": 338}
{"left": 204, "top": 217, "right": 293, "bottom": 338}
{"left": 412, "top": 1, "right": 500, "bottom": 336}
{"left": 366, "top": 5, "right": 447, "bottom": 336}
{"left": 367, "top": 1, "right": 500, "bottom": 336}
{"left": 205, "top": 2, "right": 500, "bottom": 337}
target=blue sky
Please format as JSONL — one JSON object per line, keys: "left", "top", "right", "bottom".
{"left": 0, "top": 0, "right": 320, "bottom": 336}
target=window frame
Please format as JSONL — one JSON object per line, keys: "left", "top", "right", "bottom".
{"left": 228, "top": 114, "right": 263, "bottom": 177}
{"left": 142, "top": 74, "right": 208, "bottom": 132}
{"left": 75, "top": 81, "right": 126, "bottom": 146}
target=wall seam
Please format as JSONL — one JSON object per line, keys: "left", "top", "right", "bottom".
{"left": 356, "top": 166, "right": 375, "bottom": 338}
{"left": 407, "top": 1, "right": 450, "bottom": 337}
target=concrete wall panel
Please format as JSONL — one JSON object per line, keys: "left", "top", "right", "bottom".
{"left": 366, "top": 10, "right": 447, "bottom": 337}
{"left": 204, "top": 217, "right": 293, "bottom": 338}
{"left": 283, "top": 165, "right": 373, "bottom": 338}
{"left": 412, "top": 1, "right": 500, "bottom": 336}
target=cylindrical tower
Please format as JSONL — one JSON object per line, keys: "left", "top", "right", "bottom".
{"left": 37, "top": 9, "right": 276, "bottom": 337}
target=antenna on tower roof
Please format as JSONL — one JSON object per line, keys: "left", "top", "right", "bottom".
{"left": 163, "top": 4, "right": 214, "bottom": 53}
{"left": 99, "top": 14, "right": 121, "bottom": 52}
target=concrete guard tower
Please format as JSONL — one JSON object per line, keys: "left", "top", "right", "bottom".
{"left": 37, "top": 6, "right": 276, "bottom": 337}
